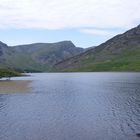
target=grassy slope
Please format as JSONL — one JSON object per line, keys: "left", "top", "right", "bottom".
{"left": 61, "top": 47, "right": 140, "bottom": 72}
{"left": 55, "top": 25, "right": 140, "bottom": 72}
{"left": 0, "top": 69, "right": 21, "bottom": 78}
{"left": 0, "top": 48, "right": 50, "bottom": 72}
{"left": 0, "top": 41, "right": 83, "bottom": 72}
{"left": 5, "top": 54, "right": 50, "bottom": 72}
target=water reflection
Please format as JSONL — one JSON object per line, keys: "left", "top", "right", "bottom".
{"left": 0, "top": 80, "right": 32, "bottom": 94}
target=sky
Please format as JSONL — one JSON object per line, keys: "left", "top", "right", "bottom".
{"left": 0, "top": 0, "right": 140, "bottom": 48}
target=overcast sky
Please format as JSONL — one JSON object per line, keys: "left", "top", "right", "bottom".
{"left": 0, "top": 0, "right": 140, "bottom": 48}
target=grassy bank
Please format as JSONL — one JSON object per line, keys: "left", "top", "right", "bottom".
{"left": 0, "top": 69, "right": 21, "bottom": 78}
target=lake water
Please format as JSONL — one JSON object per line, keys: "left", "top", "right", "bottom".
{"left": 0, "top": 73, "right": 140, "bottom": 140}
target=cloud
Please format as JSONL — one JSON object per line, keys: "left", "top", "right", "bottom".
{"left": 0, "top": 0, "right": 139, "bottom": 30}
{"left": 80, "top": 29, "right": 121, "bottom": 36}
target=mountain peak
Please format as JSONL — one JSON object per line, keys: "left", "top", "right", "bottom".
{"left": 137, "top": 24, "right": 140, "bottom": 28}
{"left": 0, "top": 41, "right": 8, "bottom": 47}
{"left": 53, "top": 40, "right": 74, "bottom": 45}
{"left": 136, "top": 24, "right": 140, "bottom": 32}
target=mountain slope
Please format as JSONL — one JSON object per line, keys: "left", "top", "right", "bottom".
{"left": 0, "top": 41, "right": 84, "bottom": 72}
{"left": 54, "top": 25, "right": 140, "bottom": 72}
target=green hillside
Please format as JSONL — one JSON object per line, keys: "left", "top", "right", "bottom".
{"left": 0, "top": 41, "right": 84, "bottom": 72}
{"left": 54, "top": 25, "right": 140, "bottom": 72}
{"left": 0, "top": 69, "right": 21, "bottom": 78}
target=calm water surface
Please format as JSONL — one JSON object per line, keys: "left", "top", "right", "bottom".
{"left": 0, "top": 72, "right": 140, "bottom": 140}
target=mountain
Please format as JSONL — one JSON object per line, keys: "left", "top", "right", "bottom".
{"left": 54, "top": 25, "right": 140, "bottom": 72}
{"left": 0, "top": 41, "right": 8, "bottom": 56}
{"left": 0, "top": 41, "right": 84, "bottom": 72}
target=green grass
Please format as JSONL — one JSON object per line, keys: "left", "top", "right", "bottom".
{"left": 0, "top": 53, "right": 50, "bottom": 72}
{"left": 62, "top": 61, "right": 140, "bottom": 72}
{"left": 61, "top": 48, "right": 140, "bottom": 72}
{"left": 0, "top": 69, "right": 21, "bottom": 78}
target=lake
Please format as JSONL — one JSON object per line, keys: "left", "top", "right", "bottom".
{"left": 0, "top": 72, "right": 140, "bottom": 140}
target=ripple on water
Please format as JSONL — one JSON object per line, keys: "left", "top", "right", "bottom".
{"left": 0, "top": 73, "right": 140, "bottom": 140}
